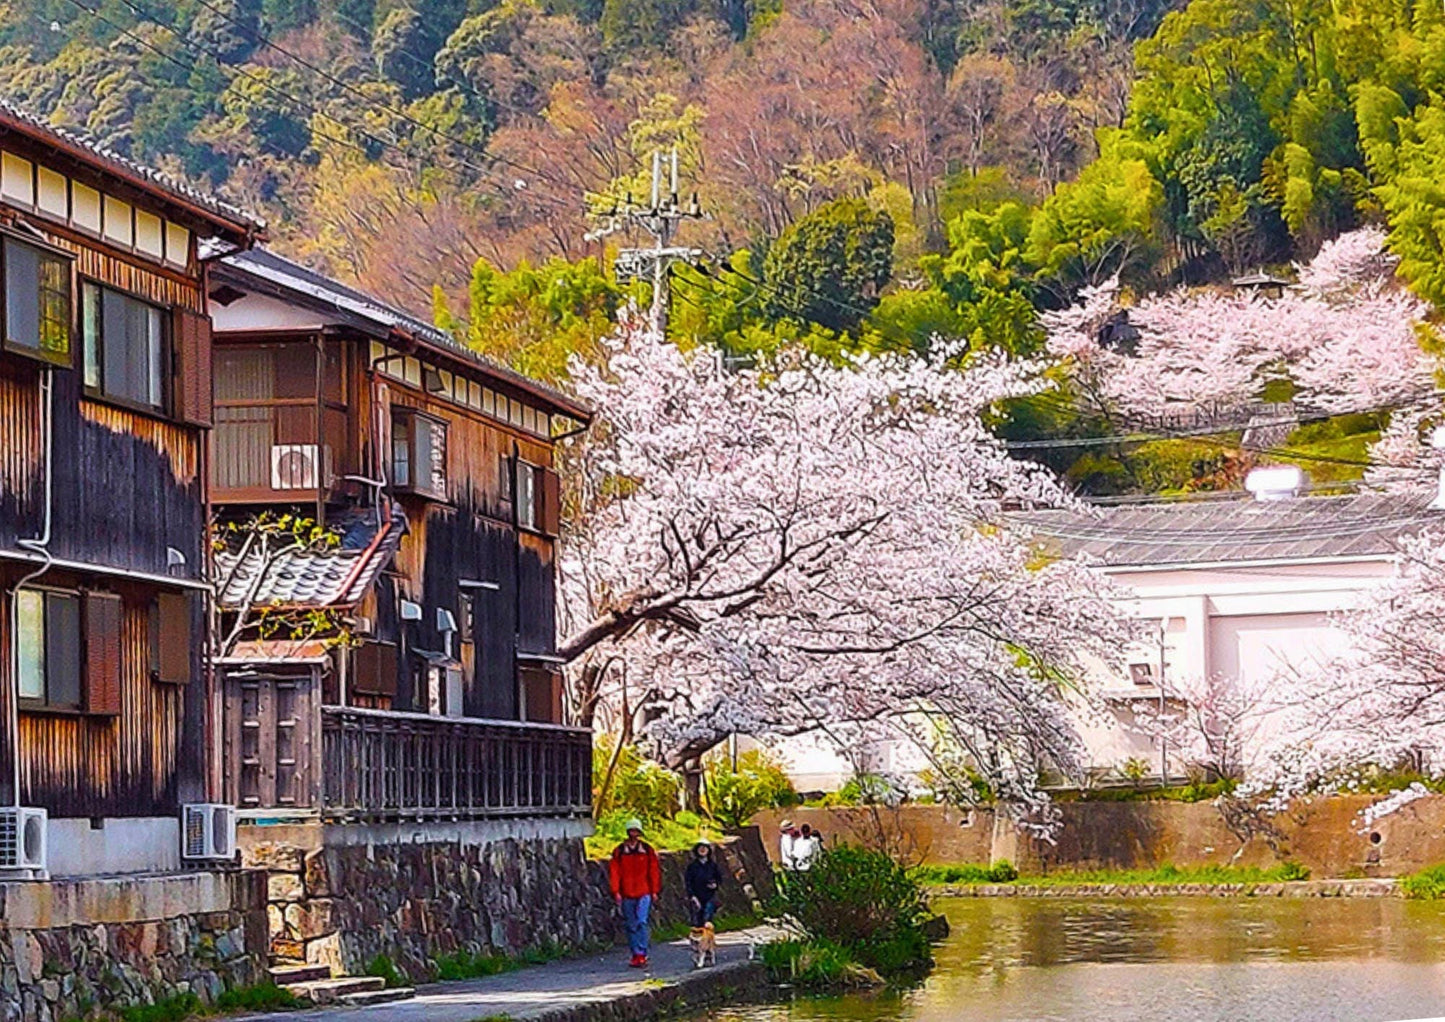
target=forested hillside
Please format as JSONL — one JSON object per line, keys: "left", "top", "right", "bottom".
{"left": 12, "top": 0, "right": 1445, "bottom": 493}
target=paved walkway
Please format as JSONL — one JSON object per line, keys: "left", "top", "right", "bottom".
{"left": 242, "top": 926, "right": 777, "bottom": 1022}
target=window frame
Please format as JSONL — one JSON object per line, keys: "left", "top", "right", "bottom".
{"left": 390, "top": 406, "right": 448, "bottom": 500}
{"left": 515, "top": 460, "right": 539, "bottom": 531}
{"left": 14, "top": 586, "right": 84, "bottom": 713}
{"left": 80, "top": 277, "right": 170, "bottom": 414}
{"left": 0, "top": 230, "right": 75, "bottom": 368}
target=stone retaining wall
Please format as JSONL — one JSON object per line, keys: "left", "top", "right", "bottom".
{"left": 0, "top": 870, "right": 268, "bottom": 1022}
{"left": 241, "top": 819, "right": 777, "bottom": 982}
{"left": 756, "top": 795, "right": 1445, "bottom": 877}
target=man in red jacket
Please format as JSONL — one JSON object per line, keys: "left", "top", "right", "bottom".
{"left": 609, "top": 818, "right": 662, "bottom": 968}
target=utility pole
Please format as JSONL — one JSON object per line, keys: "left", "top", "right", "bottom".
{"left": 587, "top": 148, "right": 704, "bottom": 334}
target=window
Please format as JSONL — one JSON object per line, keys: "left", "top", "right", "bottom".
{"left": 516, "top": 461, "right": 538, "bottom": 530}
{"left": 3, "top": 236, "right": 72, "bottom": 366}
{"left": 391, "top": 407, "right": 447, "bottom": 499}
{"left": 82, "top": 282, "right": 166, "bottom": 410}
{"left": 16, "top": 589, "right": 82, "bottom": 709}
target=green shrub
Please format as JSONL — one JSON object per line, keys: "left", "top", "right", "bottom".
{"left": 121, "top": 995, "right": 202, "bottom": 1022}
{"left": 772, "top": 844, "right": 932, "bottom": 974}
{"left": 705, "top": 749, "right": 798, "bottom": 829}
{"left": 1276, "top": 860, "right": 1310, "bottom": 882}
{"left": 759, "top": 938, "right": 882, "bottom": 990}
{"left": 212, "top": 984, "right": 301, "bottom": 1012}
{"left": 584, "top": 809, "right": 724, "bottom": 858}
{"left": 592, "top": 738, "right": 682, "bottom": 821}
{"left": 988, "top": 860, "right": 1019, "bottom": 882}
{"left": 365, "top": 954, "right": 406, "bottom": 989}
{"left": 1402, "top": 864, "right": 1445, "bottom": 899}
{"left": 433, "top": 949, "right": 517, "bottom": 981}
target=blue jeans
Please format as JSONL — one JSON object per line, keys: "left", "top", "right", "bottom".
{"left": 621, "top": 894, "right": 652, "bottom": 956}
{"left": 691, "top": 897, "right": 717, "bottom": 927}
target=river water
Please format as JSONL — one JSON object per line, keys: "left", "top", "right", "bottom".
{"left": 704, "top": 897, "right": 1445, "bottom": 1022}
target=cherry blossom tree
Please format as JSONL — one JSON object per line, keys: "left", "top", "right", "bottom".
{"left": 1045, "top": 228, "right": 1435, "bottom": 420}
{"left": 556, "top": 309, "right": 1125, "bottom": 820}
{"left": 1242, "top": 531, "right": 1445, "bottom": 812}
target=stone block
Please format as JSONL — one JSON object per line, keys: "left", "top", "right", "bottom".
{"left": 268, "top": 873, "right": 305, "bottom": 903}
{"left": 286, "top": 900, "right": 337, "bottom": 941}
{"left": 247, "top": 841, "right": 306, "bottom": 872}
{"left": 303, "top": 850, "right": 332, "bottom": 898}
{"left": 304, "top": 934, "right": 345, "bottom": 975}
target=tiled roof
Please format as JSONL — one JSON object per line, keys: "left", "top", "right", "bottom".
{"left": 216, "top": 506, "right": 406, "bottom": 610}
{"left": 217, "top": 247, "right": 591, "bottom": 420}
{"left": 1017, "top": 492, "right": 1442, "bottom": 568}
{"left": 0, "top": 97, "right": 264, "bottom": 234}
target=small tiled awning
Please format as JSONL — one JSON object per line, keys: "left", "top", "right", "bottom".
{"left": 216, "top": 506, "right": 406, "bottom": 611}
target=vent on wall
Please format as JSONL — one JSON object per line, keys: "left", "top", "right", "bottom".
{"left": 271, "top": 444, "right": 319, "bottom": 490}
{"left": 181, "top": 804, "right": 237, "bottom": 861}
{"left": 0, "top": 807, "right": 47, "bottom": 875}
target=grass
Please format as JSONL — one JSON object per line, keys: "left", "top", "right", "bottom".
{"left": 651, "top": 910, "right": 763, "bottom": 944}
{"left": 915, "top": 861, "right": 1310, "bottom": 887}
{"left": 433, "top": 940, "right": 574, "bottom": 982}
{"left": 115, "top": 984, "right": 300, "bottom": 1022}
{"left": 759, "top": 939, "right": 884, "bottom": 991}
{"left": 1401, "top": 864, "right": 1445, "bottom": 899}
{"left": 364, "top": 954, "right": 407, "bottom": 989}
{"left": 584, "top": 810, "right": 726, "bottom": 859}
{"left": 1059, "top": 779, "right": 1238, "bottom": 803}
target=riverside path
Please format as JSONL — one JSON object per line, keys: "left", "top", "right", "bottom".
{"left": 240, "top": 926, "right": 776, "bottom": 1022}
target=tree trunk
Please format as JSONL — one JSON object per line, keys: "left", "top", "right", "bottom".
{"left": 681, "top": 757, "right": 704, "bottom": 814}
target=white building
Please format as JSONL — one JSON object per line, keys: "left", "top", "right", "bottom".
{"left": 771, "top": 483, "right": 1439, "bottom": 793}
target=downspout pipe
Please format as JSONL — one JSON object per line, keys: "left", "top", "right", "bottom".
{"left": 10, "top": 366, "right": 55, "bottom": 810}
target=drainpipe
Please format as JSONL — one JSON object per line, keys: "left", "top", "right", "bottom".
{"left": 9, "top": 366, "right": 55, "bottom": 809}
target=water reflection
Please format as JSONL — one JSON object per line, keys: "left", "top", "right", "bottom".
{"left": 702, "top": 898, "right": 1445, "bottom": 1022}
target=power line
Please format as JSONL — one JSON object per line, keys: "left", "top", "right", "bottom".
{"left": 181, "top": 0, "right": 585, "bottom": 200}
{"left": 61, "top": 0, "right": 578, "bottom": 220}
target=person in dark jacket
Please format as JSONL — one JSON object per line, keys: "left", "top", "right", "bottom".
{"left": 685, "top": 840, "right": 724, "bottom": 926}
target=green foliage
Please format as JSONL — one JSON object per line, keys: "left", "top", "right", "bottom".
{"left": 592, "top": 738, "right": 682, "bottom": 821}
{"left": 771, "top": 845, "right": 933, "bottom": 974}
{"left": 704, "top": 749, "right": 798, "bottom": 829}
{"left": 759, "top": 938, "right": 884, "bottom": 990}
{"left": 762, "top": 199, "right": 895, "bottom": 334}
{"left": 910, "top": 860, "right": 1019, "bottom": 884}
{"left": 462, "top": 255, "right": 623, "bottom": 382}
{"left": 365, "top": 953, "right": 406, "bottom": 988}
{"left": 913, "top": 860, "right": 1309, "bottom": 886}
{"left": 586, "top": 809, "right": 723, "bottom": 858}
{"left": 117, "top": 984, "right": 299, "bottom": 1022}
{"left": 1402, "top": 864, "right": 1445, "bottom": 899}
{"left": 432, "top": 941, "right": 570, "bottom": 982}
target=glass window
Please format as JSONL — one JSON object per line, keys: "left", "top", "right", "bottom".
{"left": 82, "top": 281, "right": 166, "bottom": 409}
{"left": 15, "top": 589, "right": 81, "bottom": 709}
{"left": 391, "top": 408, "right": 446, "bottom": 499}
{"left": 4, "top": 237, "right": 72, "bottom": 365}
{"left": 391, "top": 412, "right": 411, "bottom": 488}
{"left": 517, "top": 462, "right": 538, "bottom": 530}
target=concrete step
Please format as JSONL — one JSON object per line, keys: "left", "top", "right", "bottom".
{"left": 338, "top": 987, "right": 415, "bottom": 1007}
{"left": 269, "top": 963, "right": 332, "bottom": 985}
{"left": 282, "top": 976, "right": 387, "bottom": 1005}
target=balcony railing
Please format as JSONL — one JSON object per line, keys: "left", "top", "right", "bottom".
{"left": 320, "top": 706, "right": 592, "bottom": 821}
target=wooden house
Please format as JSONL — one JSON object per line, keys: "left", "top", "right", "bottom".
{"left": 207, "top": 249, "right": 592, "bottom": 823}
{"left": 0, "top": 99, "right": 262, "bottom": 877}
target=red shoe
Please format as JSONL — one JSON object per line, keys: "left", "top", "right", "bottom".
{"left": 637, "top": 955, "right": 649, "bottom": 969}
{"left": 628, "top": 954, "right": 645, "bottom": 968}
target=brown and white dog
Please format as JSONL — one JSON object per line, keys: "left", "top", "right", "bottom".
{"left": 689, "top": 922, "right": 717, "bottom": 968}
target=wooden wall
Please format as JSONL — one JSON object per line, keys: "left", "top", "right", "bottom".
{"left": 0, "top": 575, "right": 206, "bottom": 815}
{"left": 350, "top": 345, "right": 562, "bottom": 721}
{"left": 0, "top": 211, "right": 210, "bottom": 817}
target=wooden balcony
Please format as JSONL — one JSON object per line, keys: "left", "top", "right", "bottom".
{"left": 221, "top": 669, "right": 592, "bottom": 822}
{"left": 321, "top": 706, "right": 592, "bottom": 821}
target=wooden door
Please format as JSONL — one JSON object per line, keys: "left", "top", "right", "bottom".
{"left": 221, "top": 668, "right": 320, "bottom": 812}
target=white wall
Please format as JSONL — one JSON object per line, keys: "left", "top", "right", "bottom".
{"left": 47, "top": 817, "right": 181, "bottom": 877}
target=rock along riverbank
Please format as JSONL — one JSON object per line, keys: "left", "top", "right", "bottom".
{"left": 934, "top": 878, "right": 1401, "bottom": 898}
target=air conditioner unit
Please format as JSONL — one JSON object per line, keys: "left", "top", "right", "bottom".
{"left": 0, "top": 807, "right": 46, "bottom": 873}
{"left": 271, "top": 444, "right": 319, "bottom": 490}
{"left": 182, "top": 803, "right": 238, "bottom": 862}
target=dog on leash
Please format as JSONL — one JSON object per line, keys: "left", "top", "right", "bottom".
{"left": 688, "top": 922, "right": 717, "bottom": 968}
